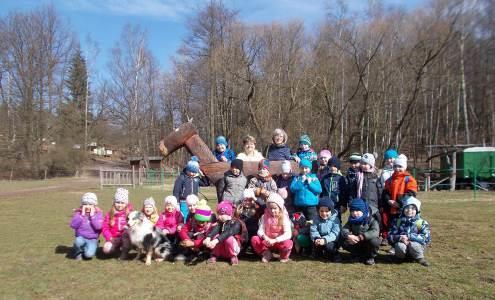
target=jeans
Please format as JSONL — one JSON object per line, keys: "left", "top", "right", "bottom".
{"left": 73, "top": 236, "right": 98, "bottom": 259}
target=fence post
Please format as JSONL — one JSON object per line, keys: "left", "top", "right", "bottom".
{"left": 99, "top": 167, "right": 103, "bottom": 189}
{"left": 132, "top": 165, "right": 135, "bottom": 188}
{"left": 450, "top": 151, "right": 457, "bottom": 192}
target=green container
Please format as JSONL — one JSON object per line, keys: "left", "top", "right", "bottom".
{"left": 441, "top": 147, "right": 495, "bottom": 180}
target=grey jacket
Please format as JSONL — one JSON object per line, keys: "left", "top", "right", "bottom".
{"left": 217, "top": 170, "right": 247, "bottom": 205}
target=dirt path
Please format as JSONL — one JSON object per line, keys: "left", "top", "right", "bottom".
{"left": 0, "top": 178, "right": 98, "bottom": 198}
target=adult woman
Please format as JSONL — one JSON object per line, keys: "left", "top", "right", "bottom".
{"left": 236, "top": 135, "right": 264, "bottom": 162}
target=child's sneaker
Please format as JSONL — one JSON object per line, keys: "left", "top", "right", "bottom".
{"left": 230, "top": 256, "right": 239, "bottom": 266}
{"left": 174, "top": 253, "right": 186, "bottom": 262}
{"left": 261, "top": 251, "right": 272, "bottom": 263}
{"left": 74, "top": 254, "right": 83, "bottom": 261}
{"left": 417, "top": 258, "right": 430, "bottom": 267}
{"left": 280, "top": 258, "right": 290, "bottom": 263}
{"left": 364, "top": 258, "right": 375, "bottom": 265}
{"left": 207, "top": 256, "right": 217, "bottom": 264}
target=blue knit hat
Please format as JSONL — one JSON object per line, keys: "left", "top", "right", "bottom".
{"left": 349, "top": 198, "right": 369, "bottom": 224}
{"left": 384, "top": 149, "right": 399, "bottom": 160}
{"left": 186, "top": 160, "right": 200, "bottom": 173}
{"left": 190, "top": 156, "right": 200, "bottom": 162}
{"left": 329, "top": 156, "right": 341, "bottom": 169}
{"left": 215, "top": 136, "right": 228, "bottom": 146}
{"left": 299, "top": 134, "right": 311, "bottom": 146}
{"left": 318, "top": 197, "right": 334, "bottom": 210}
{"left": 299, "top": 159, "right": 312, "bottom": 169}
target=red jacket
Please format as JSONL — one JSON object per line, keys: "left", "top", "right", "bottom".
{"left": 383, "top": 171, "right": 418, "bottom": 214}
{"left": 178, "top": 216, "right": 213, "bottom": 248}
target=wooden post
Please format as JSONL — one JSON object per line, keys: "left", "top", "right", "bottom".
{"left": 132, "top": 165, "right": 135, "bottom": 188}
{"left": 99, "top": 167, "right": 103, "bottom": 189}
{"left": 450, "top": 150, "right": 457, "bottom": 192}
{"left": 44, "top": 168, "right": 47, "bottom": 180}
{"left": 426, "top": 175, "right": 430, "bottom": 191}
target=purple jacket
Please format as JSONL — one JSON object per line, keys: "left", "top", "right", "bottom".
{"left": 70, "top": 208, "right": 103, "bottom": 239}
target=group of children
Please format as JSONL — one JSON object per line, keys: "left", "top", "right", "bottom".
{"left": 70, "top": 130, "right": 431, "bottom": 267}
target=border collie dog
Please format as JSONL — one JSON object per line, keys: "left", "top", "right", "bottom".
{"left": 126, "top": 211, "right": 173, "bottom": 265}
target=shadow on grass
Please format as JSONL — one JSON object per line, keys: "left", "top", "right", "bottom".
{"left": 54, "top": 245, "right": 73, "bottom": 258}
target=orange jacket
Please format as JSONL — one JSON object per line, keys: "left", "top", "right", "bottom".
{"left": 383, "top": 171, "right": 418, "bottom": 214}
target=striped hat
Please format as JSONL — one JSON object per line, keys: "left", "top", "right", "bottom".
{"left": 194, "top": 200, "right": 212, "bottom": 222}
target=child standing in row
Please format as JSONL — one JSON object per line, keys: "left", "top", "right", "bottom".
{"left": 102, "top": 188, "right": 132, "bottom": 259}
{"left": 251, "top": 193, "right": 293, "bottom": 263}
{"left": 320, "top": 158, "right": 345, "bottom": 219}
{"left": 310, "top": 197, "right": 341, "bottom": 261}
{"left": 380, "top": 154, "right": 418, "bottom": 244}
{"left": 275, "top": 160, "right": 295, "bottom": 214}
{"left": 341, "top": 153, "right": 362, "bottom": 214}
{"left": 248, "top": 159, "right": 278, "bottom": 203}
{"left": 358, "top": 153, "right": 383, "bottom": 220}
{"left": 293, "top": 134, "right": 317, "bottom": 163}
{"left": 70, "top": 192, "right": 103, "bottom": 260}
{"left": 213, "top": 135, "right": 236, "bottom": 162}
{"left": 173, "top": 158, "right": 209, "bottom": 220}
{"left": 316, "top": 149, "right": 332, "bottom": 180}
{"left": 204, "top": 201, "right": 245, "bottom": 265}
{"left": 341, "top": 198, "right": 381, "bottom": 265}
{"left": 217, "top": 158, "right": 247, "bottom": 205}
{"left": 266, "top": 128, "right": 292, "bottom": 161}
{"left": 380, "top": 148, "right": 398, "bottom": 185}
{"left": 388, "top": 196, "right": 431, "bottom": 266}
{"left": 290, "top": 159, "right": 322, "bottom": 222}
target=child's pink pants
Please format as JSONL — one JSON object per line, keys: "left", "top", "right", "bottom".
{"left": 251, "top": 236, "right": 293, "bottom": 259}
{"left": 211, "top": 236, "right": 241, "bottom": 259}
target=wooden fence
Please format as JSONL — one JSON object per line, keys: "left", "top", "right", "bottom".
{"left": 99, "top": 166, "right": 179, "bottom": 189}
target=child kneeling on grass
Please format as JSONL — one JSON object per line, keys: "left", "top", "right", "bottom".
{"left": 387, "top": 196, "right": 431, "bottom": 266}
{"left": 309, "top": 197, "right": 341, "bottom": 262}
{"left": 251, "top": 193, "right": 293, "bottom": 263}
{"left": 102, "top": 188, "right": 133, "bottom": 259}
{"left": 341, "top": 198, "right": 380, "bottom": 265}
{"left": 70, "top": 192, "right": 103, "bottom": 260}
{"left": 176, "top": 200, "right": 213, "bottom": 262}
{"left": 204, "top": 201, "right": 246, "bottom": 265}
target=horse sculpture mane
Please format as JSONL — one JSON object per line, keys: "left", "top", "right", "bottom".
{"left": 158, "top": 122, "right": 298, "bottom": 184}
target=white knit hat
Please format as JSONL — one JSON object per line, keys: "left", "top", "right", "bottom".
{"left": 143, "top": 197, "right": 155, "bottom": 207}
{"left": 185, "top": 194, "right": 199, "bottom": 205}
{"left": 81, "top": 192, "right": 98, "bottom": 205}
{"left": 243, "top": 188, "right": 256, "bottom": 200}
{"left": 164, "top": 195, "right": 179, "bottom": 208}
{"left": 361, "top": 153, "right": 376, "bottom": 168}
{"left": 114, "top": 188, "right": 129, "bottom": 204}
{"left": 402, "top": 196, "right": 421, "bottom": 212}
{"left": 394, "top": 154, "right": 408, "bottom": 169}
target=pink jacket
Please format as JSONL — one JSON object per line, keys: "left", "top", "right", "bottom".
{"left": 156, "top": 209, "right": 184, "bottom": 235}
{"left": 257, "top": 213, "right": 292, "bottom": 243}
{"left": 102, "top": 208, "right": 129, "bottom": 241}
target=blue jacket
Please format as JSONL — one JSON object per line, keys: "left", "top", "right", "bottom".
{"left": 388, "top": 213, "right": 431, "bottom": 245}
{"left": 266, "top": 144, "right": 292, "bottom": 161}
{"left": 290, "top": 173, "right": 322, "bottom": 207}
{"left": 294, "top": 149, "right": 317, "bottom": 162}
{"left": 173, "top": 172, "right": 209, "bottom": 200}
{"left": 213, "top": 148, "right": 236, "bottom": 162}
{"left": 310, "top": 209, "right": 340, "bottom": 244}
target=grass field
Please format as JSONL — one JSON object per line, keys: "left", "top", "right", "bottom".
{"left": 0, "top": 179, "right": 494, "bottom": 299}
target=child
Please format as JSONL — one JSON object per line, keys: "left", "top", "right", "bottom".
{"left": 274, "top": 160, "right": 295, "bottom": 213}
{"left": 290, "top": 159, "right": 322, "bottom": 222}
{"left": 291, "top": 211, "right": 311, "bottom": 256}
{"left": 293, "top": 134, "right": 317, "bottom": 163}
{"left": 70, "top": 192, "right": 103, "bottom": 260}
{"left": 141, "top": 197, "right": 159, "bottom": 224}
{"left": 320, "top": 158, "right": 346, "bottom": 220}
{"left": 212, "top": 135, "right": 236, "bottom": 162}
{"left": 217, "top": 158, "right": 247, "bottom": 206}
{"left": 236, "top": 135, "right": 264, "bottom": 162}
{"left": 380, "top": 154, "right": 418, "bottom": 244}
{"left": 236, "top": 189, "right": 264, "bottom": 243}
{"left": 204, "top": 201, "right": 245, "bottom": 265}
{"left": 341, "top": 152, "right": 362, "bottom": 214}
{"left": 380, "top": 148, "right": 398, "bottom": 185}
{"left": 358, "top": 153, "right": 383, "bottom": 219}
{"left": 247, "top": 159, "right": 278, "bottom": 203}
{"left": 251, "top": 193, "right": 293, "bottom": 263}
{"left": 266, "top": 128, "right": 292, "bottom": 161}
{"left": 156, "top": 195, "right": 184, "bottom": 239}
{"left": 316, "top": 149, "right": 332, "bottom": 180}
{"left": 310, "top": 197, "right": 341, "bottom": 261}
{"left": 341, "top": 198, "right": 381, "bottom": 265}
{"left": 173, "top": 158, "right": 210, "bottom": 220}
{"left": 102, "top": 188, "right": 133, "bottom": 259}
{"left": 388, "top": 196, "right": 431, "bottom": 266}
{"left": 176, "top": 200, "right": 213, "bottom": 262}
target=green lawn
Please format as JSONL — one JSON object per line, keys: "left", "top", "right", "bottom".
{"left": 0, "top": 180, "right": 494, "bottom": 299}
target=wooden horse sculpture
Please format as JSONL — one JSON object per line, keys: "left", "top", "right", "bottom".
{"left": 158, "top": 122, "right": 298, "bottom": 185}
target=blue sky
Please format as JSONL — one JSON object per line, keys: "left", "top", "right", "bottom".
{"left": 0, "top": 0, "right": 426, "bottom": 77}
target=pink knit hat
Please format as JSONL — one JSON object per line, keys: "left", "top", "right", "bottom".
{"left": 217, "top": 200, "right": 234, "bottom": 216}
{"left": 318, "top": 149, "right": 332, "bottom": 159}
{"left": 266, "top": 192, "right": 285, "bottom": 210}
{"left": 186, "top": 194, "right": 199, "bottom": 205}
